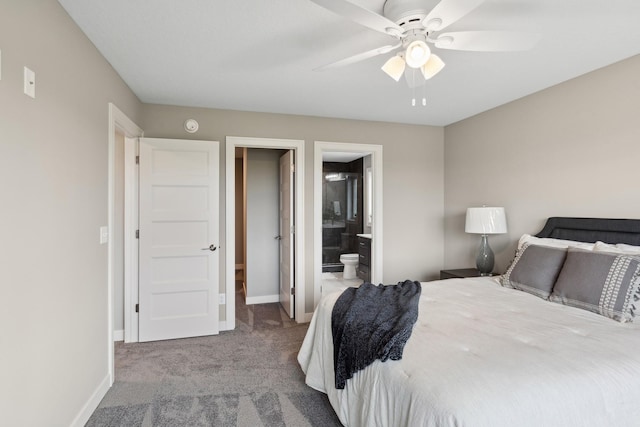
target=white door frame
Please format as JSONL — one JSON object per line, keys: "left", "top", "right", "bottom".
{"left": 225, "top": 137, "right": 305, "bottom": 327}
{"left": 313, "top": 141, "right": 383, "bottom": 307}
{"left": 123, "top": 138, "right": 138, "bottom": 343}
{"left": 107, "top": 103, "right": 143, "bottom": 385}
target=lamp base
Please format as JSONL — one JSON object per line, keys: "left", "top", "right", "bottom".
{"left": 476, "top": 235, "right": 494, "bottom": 276}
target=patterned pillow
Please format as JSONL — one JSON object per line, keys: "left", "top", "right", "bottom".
{"left": 550, "top": 248, "right": 640, "bottom": 322}
{"left": 501, "top": 244, "right": 568, "bottom": 299}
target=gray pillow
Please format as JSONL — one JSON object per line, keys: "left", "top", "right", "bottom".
{"left": 550, "top": 248, "right": 640, "bottom": 322}
{"left": 501, "top": 244, "right": 568, "bottom": 299}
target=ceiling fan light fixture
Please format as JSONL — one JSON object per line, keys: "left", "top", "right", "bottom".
{"left": 381, "top": 55, "right": 406, "bottom": 82}
{"left": 405, "top": 40, "right": 431, "bottom": 68}
{"left": 421, "top": 54, "right": 445, "bottom": 79}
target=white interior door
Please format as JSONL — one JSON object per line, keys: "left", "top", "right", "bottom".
{"left": 279, "top": 150, "right": 294, "bottom": 317}
{"left": 138, "top": 138, "right": 219, "bottom": 342}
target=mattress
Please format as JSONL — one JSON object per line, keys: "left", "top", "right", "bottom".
{"left": 298, "top": 277, "right": 640, "bottom": 427}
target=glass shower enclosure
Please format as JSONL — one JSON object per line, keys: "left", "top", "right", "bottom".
{"left": 322, "top": 171, "right": 360, "bottom": 272}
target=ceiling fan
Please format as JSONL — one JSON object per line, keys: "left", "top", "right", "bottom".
{"left": 311, "top": 0, "right": 540, "bottom": 84}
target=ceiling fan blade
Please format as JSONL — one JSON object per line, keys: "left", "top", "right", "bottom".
{"left": 310, "top": 0, "right": 404, "bottom": 36}
{"left": 422, "top": 0, "right": 484, "bottom": 32}
{"left": 314, "top": 43, "right": 401, "bottom": 71}
{"left": 435, "top": 31, "right": 541, "bottom": 51}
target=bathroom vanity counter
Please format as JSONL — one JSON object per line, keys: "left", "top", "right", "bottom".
{"left": 356, "top": 233, "right": 372, "bottom": 239}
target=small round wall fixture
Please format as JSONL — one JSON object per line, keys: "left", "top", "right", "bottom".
{"left": 184, "top": 119, "right": 199, "bottom": 133}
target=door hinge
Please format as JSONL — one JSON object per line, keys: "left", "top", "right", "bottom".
{"left": 291, "top": 287, "right": 295, "bottom": 295}
{"left": 135, "top": 303, "right": 139, "bottom": 313}
{"left": 135, "top": 155, "right": 139, "bottom": 164}
{"left": 135, "top": 230, "right": 139, "bottom": 239}
{"left": 291, "top": 163, "right": 295, "bottom": 173}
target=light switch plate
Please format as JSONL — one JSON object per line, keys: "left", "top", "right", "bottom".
{"left": 100, "top": 226, "right": 109, "bottom": 244}
{"left": 24, "top": 66, "right": 35, "bottom": 98}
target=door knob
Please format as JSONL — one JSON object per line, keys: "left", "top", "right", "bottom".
{"left": 201, "top": 244, "right": 217, "bottom": 251}
{"left": 275, "top": 235, "right": 283, "bottom": 240}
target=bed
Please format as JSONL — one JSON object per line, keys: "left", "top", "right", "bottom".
{"left": 298, "top": 217, "right": 640, "bottom": 427}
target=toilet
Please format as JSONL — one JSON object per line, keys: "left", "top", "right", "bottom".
{"left": 340, "top": 253, "right": 359, "bottom": 279}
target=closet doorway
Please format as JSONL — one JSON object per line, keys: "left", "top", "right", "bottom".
{"left": 234, "top": 147, "right": 291, "bottom": 314}
{"left": 225, "top": 137, "right": 305, "bottom": 328}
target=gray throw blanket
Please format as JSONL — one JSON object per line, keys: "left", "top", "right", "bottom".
{"left": 331, "top": 280, "right": 422, "bottom": 389}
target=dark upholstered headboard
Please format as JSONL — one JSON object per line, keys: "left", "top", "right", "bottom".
{"left": 535, "top": 217, "right": 640, "bottom": 246}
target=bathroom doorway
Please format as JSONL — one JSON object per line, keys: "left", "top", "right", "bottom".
{"left": 313, "top": 142, "right": 383, "bottom": 307}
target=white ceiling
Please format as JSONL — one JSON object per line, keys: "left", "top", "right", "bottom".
{"left": 58, "top": 0, "right": 640, "bottom": 126}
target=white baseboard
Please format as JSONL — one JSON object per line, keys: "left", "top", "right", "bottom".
{"left": 245, "top": 294, "right": 280, "bottom": 305}
{"left": 302, "top": 312, "right": 314, "bottom": 323}
{"left": 69, "top": 373, "right": 110, "bottom": 427}
{"left": 113, "top": 329, "right": 124, "bottom": 342}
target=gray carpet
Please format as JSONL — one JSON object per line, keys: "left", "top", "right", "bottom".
{"left": 87, "top": 286, "right": 342, "bottom": 426}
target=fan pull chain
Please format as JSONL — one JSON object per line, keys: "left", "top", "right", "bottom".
{"left": 409, "top": 69, "right": 427, "bottom": 107}
{"left": 411, "top": 71, "right": 416, "bottom": 106}
{"left": 411, "top": 93, "right": 427, "bottom": 107}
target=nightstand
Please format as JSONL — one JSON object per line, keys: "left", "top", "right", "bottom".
{"left": 440, "top": 268, "right": 498, "bottom": 280}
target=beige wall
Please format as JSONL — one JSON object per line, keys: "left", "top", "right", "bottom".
{"left": 444, "top": 55, "right": 640, "bottom": 273}
{"left": 140, "top": 105, "right": 445, "bottom": 313}
{"left": 0, "top": 1, "right": 142, "bottom": 425}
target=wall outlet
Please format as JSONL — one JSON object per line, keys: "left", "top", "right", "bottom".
{"left": 219, "top": 294, "right": 226, "bottom": 305}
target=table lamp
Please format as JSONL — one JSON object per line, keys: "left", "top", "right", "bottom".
{"left": 465, "top": 207, "right": 507, "bottom": 275}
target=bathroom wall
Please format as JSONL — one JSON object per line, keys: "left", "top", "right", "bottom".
{"left": 363, "top": 154, "right": 373, "bottom": 235}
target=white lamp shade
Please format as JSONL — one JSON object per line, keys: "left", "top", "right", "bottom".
{"left": 420, "top": 54, "right": 445, "bottom": 79}
{"left": 381, "top": 55, "right": 406, "bottom": 81}
{"left": 465, "top": 207, "right": 507, "bottom": 234}
{"left": 405, "top": 40, "right": 431, "bottom": 68}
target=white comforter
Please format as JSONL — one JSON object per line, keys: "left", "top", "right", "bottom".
{"left": 298, "top": 277, "right": 640, "bottom": 427}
